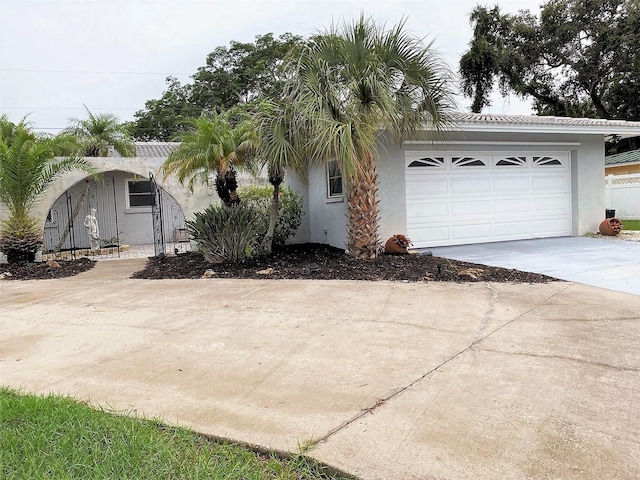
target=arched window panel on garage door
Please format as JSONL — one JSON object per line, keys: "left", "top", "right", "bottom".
{"left": 494, "top": 156, "right": 527, "bottom": 167}
{"left": 533, "top": 156, "right": 564, "bottom": 166}
{"left": 407, "top": 156, "right": 445, "bottom": 168}
{"left": 451, "top": 156, "right": 488, "bottom": 168}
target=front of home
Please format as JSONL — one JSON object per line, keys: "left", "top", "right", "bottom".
{"left": 2, "top": 113, "right": 640, "bottom": 260}
{"left": 294, "top": 114, "right": 640, "bottom": 249}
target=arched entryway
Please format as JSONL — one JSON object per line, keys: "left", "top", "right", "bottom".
{"left": 43, "top": 170, "right": 190, "bottom": 259}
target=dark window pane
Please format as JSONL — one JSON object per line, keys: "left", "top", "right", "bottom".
{"left": 129, "top": 194, "right": 154, "bottom": 207}
{"left": 329, "top": 177, "right": 343, "bottom": 196}
{"left": 128, "top": 181, "right": 152, "bottom": 194}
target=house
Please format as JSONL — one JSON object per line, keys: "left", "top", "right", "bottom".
{"left": 605, "top": 149, "right": 640, "bottom": 175}
{"left": 289, "top": 113, "right": 640, "bottom": 249}
{"left": 3, "top": 113, "right": 640, "bottom": 260}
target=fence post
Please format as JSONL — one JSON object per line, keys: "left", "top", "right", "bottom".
{"left": 605, "top": 174, "right": 613, "bottom": 208}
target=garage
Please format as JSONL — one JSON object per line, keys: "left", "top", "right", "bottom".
{"left": 405, "top": 151, "right": 572, "bottom": 248}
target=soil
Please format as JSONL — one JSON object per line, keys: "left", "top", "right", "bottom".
{"left": 0, "top": 257, "right": 95, "bottom": 281}
{"left": 0, "top": 244, "right": 558, "bottom": 283}
{"left": 131, "top": 243, "right": 557, "bottom": 283}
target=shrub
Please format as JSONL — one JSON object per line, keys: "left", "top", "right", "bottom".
{"left": 240, "top": 185, "right": 303, "bottom": 248}
{"left": 187, "top": 203, "right": 262, "bottom": 263}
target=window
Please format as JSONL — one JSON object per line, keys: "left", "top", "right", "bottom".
{"left": 327, "top": 160, "right": 343, "bottom": 198}
{"left": 126, "top": 179, "right": 154, "bottom": 209}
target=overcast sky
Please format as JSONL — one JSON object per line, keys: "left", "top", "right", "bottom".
{"left": 1, "top": 0, "right": 543, "bottom": 133}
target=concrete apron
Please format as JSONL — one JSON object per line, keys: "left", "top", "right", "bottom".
{"left": 1, "top": 261, "right": 639, "bottom": 480}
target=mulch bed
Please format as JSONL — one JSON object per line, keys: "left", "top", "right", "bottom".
{"left": 0, "top": 257, "right": 95, "bottom": 280}
{"left": 131, "top": 243, "right": 557, "bottom": 283}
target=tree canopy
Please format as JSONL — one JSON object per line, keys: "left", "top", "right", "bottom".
{"left": 130, "top": 33, "right": 305, "bottom": 141}
{"left": 459, "top": 0, "right": 640, "bottom": 121}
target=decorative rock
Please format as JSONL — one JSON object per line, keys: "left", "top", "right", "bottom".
{"left": 308, "top": 263, "right": 321, "bottom": 273}
{"left": 0, "top": 271, "right": 13, "bottom": 279}
{"left": 46, "top": 260, "right": 61, "bottom": 268}
{"left": 599, "top": 217, "right": 623, "bottom": 236}
{"left": 257, "top": 267, "right": 274, "bottom": 275}
{"left": 202, "top": 269, "right": 216, "bottom": 278}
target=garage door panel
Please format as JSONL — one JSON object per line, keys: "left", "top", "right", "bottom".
{"left": 493, "top": 221, "right": 531, "bottom": 237}
{"left": 406, "top": 152, "right": 571, "bottom": 247}
{"left": 450, "top": 177, "right": 491, "bottom": 194}
{"left": 408, "top": 226, "right": 450, "bottom": 243}
{"left": 531, "top": 217, "right": 570, "bottom": 236}
{"left": 405, "top": 177, "right": 448, "bottom": 195}
{"left": 493, "top": 176, "right": 530, "bottom": 192}
{"left": 532, "top": 174, "right": 568, "bottom": 191}
{"left": 406, "top": 202, "right": 448, "bottom": 219}
{"left": 450, "top": 200, "right": 492, "bottom": 217}
{"left": 494, "top": 198, "right": 531, "bottom": 214}
{"left": 531, "top": 196, "right": 570, "bottom": 215}
{"left": 451, "top": 223, "right": 492, "bottom": 241}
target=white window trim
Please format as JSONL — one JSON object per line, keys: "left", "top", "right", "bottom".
{"left": 326, "top": 160, "right": 344, "bottom": 202}
{"left": 125, "top": 178, "right": 153, "bottom": 212}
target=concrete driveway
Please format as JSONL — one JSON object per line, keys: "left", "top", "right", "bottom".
{"left": 1, "top": 259, "right": 639, "bottom": 479}
{"left": 428, "top": 236, "right": 640, "bottom": 296}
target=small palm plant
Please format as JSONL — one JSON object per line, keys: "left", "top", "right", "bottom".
{"left": 62, "top": 106, "right": 135, "bottom": 157}
{"left": 0, "top": 117, "right": 96, "bottom": 263}
{"left": 160, "top": 110, "right": 255, "bottom": 207}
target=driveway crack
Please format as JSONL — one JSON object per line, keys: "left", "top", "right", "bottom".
{"left": 308, "top": 282, "right": 576, "bottom": 448}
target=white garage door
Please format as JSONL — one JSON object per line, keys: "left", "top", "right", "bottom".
{"left": 405, "top": 151, "right": 572, "bottom": 248}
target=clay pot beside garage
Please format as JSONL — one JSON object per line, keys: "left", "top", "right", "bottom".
{"left": 385, "top": 234, "right": 413, "bottom": 254}
{"left": 599, "top": 217, "right": 623, "bottom": 236}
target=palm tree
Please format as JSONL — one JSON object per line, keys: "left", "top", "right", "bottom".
{"left": 252, "top": 99, "right": 306, "bottom": 254}
{"left": 160, "top": 110, "right": 254, "bottom": 207}
{"left": 63, "top": 106, "right": 135, "bottom": 157}
{"left": 290, "top": 15, "right": 455, "bottom": 258}
{"left": 0, "top": 116, "right": 96, "bottom": 262}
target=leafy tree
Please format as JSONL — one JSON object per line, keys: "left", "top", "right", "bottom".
{"left": 0, "top": 116, "right": 96, "bottom": 262}
{"left": 130, "top": 33, "right": 305, "bottom": 141}
{"left": 288, "top": 15, "right": 455, "bottom": 259}
{"left": 460, "top": 0, "right": 640, "bottom": 120}
{"left": 159, "top": 111, "right": 254, "bottom": 207}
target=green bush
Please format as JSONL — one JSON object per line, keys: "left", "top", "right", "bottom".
{"left": 187, "top": 203, "right": 262, "bottom": 263}
{"left": 240, "top": 185, "right": 303, "bottom": 248}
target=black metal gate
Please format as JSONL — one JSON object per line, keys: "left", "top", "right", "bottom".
{"left": 43, "top": 175, "right": 120, "bottom": 259}
{"left": 150, "top": 172, "right": 165, "bottom": 257}
{"left": 149, "top": 172, "right": 190, "bottom": 257}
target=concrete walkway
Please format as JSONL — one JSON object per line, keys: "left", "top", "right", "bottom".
{"left": 428, "top": 236, "right": 640, "bottom": 296}
{"left": 1, "top": 260, "right": 639, "bottom": 479}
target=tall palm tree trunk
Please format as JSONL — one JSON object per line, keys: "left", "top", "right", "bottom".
{"left": 261, "top": 171, "right": 283, "bottom": 255}
{"left": 345, "top": 155, "right": 380, "bottom": 259}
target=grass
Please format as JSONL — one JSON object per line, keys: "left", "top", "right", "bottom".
{"left": 622, "top": 219, "right": 640, "bottom": 230}
{"left": 0, "top": 387, "right": 352, "bottom": 480}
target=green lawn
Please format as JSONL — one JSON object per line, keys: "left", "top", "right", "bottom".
{"left": 622, "top": 219, "right": 640, "bottom": 230}
{"left": 0, "top": 388, "right": 351, "bottom": 480}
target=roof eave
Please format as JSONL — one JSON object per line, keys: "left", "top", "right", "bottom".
{"left": 452, "top": 122, "right": 640, "bottom": 138}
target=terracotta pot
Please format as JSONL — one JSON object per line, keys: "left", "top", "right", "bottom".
{"left": 384, "top": 234, "right": 412, "bottom": 254}
{"left": 599, "top": 217, "right": 622, "bottom": 236}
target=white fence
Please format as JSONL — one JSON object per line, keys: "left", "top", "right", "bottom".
{"left": 605, "top": 173, "right": 640, "bottom": 219}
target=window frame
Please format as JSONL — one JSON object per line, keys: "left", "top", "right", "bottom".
{"left": 326, "top": 159, "right": 344, "bottom": 201}
{"left": 125, "top": 178, "right": 154, "bottom": 211}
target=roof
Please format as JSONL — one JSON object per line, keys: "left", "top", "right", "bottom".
{"left": 450, "top": 113, "right": 640, "bottom": 138}
{"left": 108, "top": 142, "right": 179, "bottom": 158}
{"left": 605, "top": 149, "right": 640, "bottom": 165}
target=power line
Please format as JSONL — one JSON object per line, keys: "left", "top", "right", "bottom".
{"left": 0, "top": 68, "right": 192, "bottom": 76}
